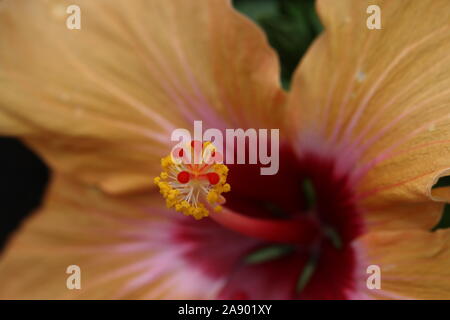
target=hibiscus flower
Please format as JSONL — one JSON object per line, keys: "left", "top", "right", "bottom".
{"left": 0, "top": 0, "right": 450, "bottom": 299}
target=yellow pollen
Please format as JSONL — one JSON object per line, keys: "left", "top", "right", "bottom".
{"left": 154, "top": 142, "right": 230, "bottom": 220}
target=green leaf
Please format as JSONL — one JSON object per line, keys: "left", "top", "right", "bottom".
{"left": 234, "top": 0, "right": 323, "bottom": 89}
{"left": 232, "top": 0, "right": 278, "bottom": 21}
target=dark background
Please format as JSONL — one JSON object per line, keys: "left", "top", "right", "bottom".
{"left": 0, "top": 138, "right": 49, "bottom": 250}
{"left": 0, "top": 0, "right": 448, "bottom": 252}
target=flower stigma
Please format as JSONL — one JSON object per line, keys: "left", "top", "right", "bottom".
{"left": 154, "top": 140, "right": 231, "bottom": 220}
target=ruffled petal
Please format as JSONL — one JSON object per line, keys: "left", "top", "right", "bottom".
{"left": 431, "top": 186, "right": 450, "bottom": 202}
{"left": 0, "top": 0, "right": 284, "bottom": 194}
{"left": 359, "top": 230, "right": 450, "bottom": 299}
{"left": 363, "top": 201, "right": 444, "bottom": 232}
{"left": 287, "top": 0, "right": 450, "bottom": 229}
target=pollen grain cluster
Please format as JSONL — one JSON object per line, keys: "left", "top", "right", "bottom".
{"left": 154, "top": 141, "right": 230, "bottom": 220}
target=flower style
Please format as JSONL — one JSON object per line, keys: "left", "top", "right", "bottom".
{"left": 0, "top": 0, "right": 450, "bottom": 299}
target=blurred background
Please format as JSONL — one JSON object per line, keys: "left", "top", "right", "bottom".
{"left": 0, "top": 0, "right": 449, "bottom": 252}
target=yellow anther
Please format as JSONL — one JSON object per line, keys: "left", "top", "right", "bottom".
{"left": 160, "top": 172, "right": 169, "bottom": 179}
{"left": 207, "top": 190, "right": 219, "bottom": 203}
{"left": 153, "top": 142, "right": 231, "bottom": 220}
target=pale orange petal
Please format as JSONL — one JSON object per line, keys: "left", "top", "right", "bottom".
{"left": 0, "top": 0, "right": 284, "bottom": 194}
{"left": 287, "top": 0, "right": 450, "bottom": 229}
{"left": 0, "top": 176, "right": 220, "bottom": 299}
{"left": 363, "top": 201, "right": 444, "bottom": 232}
{"left": 431, "top": 186, "right": 450, "bottom": 202}
{"left": 359, "top": 230, "right": 450, "bottom": 299}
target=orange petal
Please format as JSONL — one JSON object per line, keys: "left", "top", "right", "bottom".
{"left": 359, "top": 230, "right": 450, "bottom": 299}
{"left": 0, "top": 0, "right": 284, "bottom": 194}
{"left": 363, "top": 201, "right": 444, "bottom": 232}
{"left": 0, "top": 176, "right": 220, "bottom": 299}
{"left": 287, "top": 0, "right": 450, "bottom": 227}
{"left": 431, "top": 186, "right": 450, "bottom": 202}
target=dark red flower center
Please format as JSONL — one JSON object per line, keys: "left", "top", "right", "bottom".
{"left": 173, "top": 145, "right": 364, "bottom": 299}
